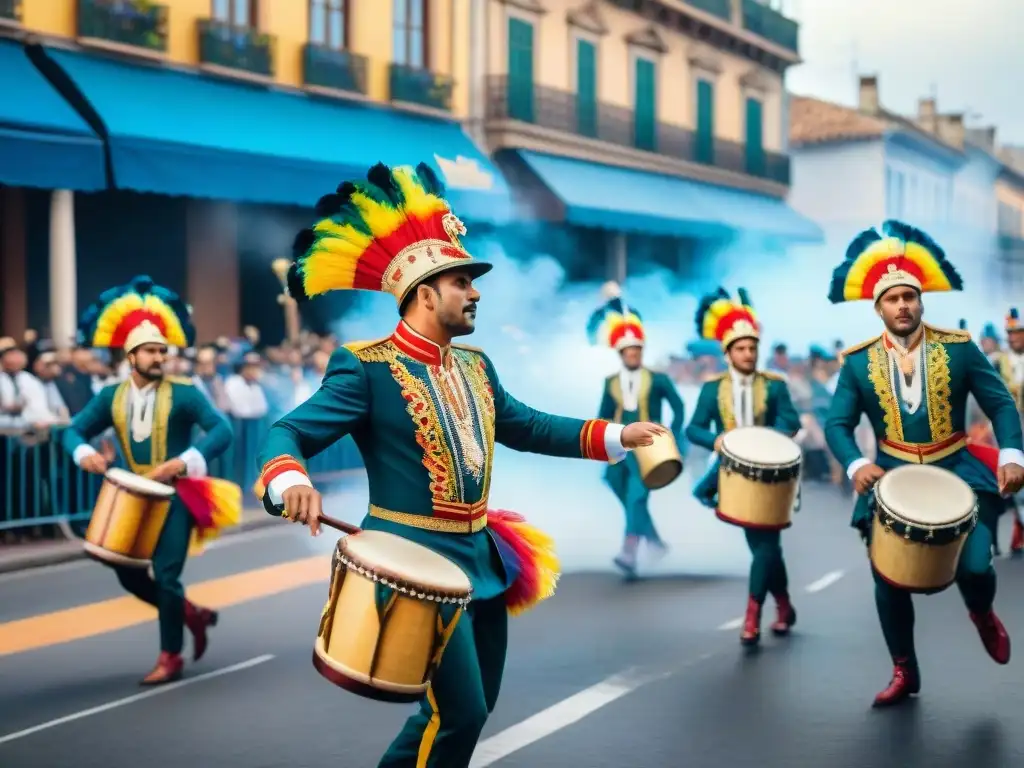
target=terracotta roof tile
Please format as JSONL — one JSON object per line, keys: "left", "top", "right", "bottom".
{"left": 789, "top": 96, "right": 887, "bottom": 146}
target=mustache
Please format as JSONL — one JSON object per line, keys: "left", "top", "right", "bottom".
{"left": 463, "top": 303, "right": 478, "bottom": 313}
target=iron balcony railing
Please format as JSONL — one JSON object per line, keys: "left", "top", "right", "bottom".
{"left": 197, "top": 18, "right": 275, "bottom": 78}
{"left": 303, "top": 44, "right": 369, "bottom": 96}
{"left": 389, "top": 63, "right": 454, "bottom": 112}
{"left": 741, "top": 0, "right": 799, "bottom": 54}
{"left": 77, "top": 0, "right": 169, "bottom": 54}
{"left": 486, "top": 76, "right": 791, "bottom": 186}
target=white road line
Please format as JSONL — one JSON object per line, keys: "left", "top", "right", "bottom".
{"left": 805, "top": 570, "right": 845, "bottom": 593}
{"left": 0, "top": 654, "right": 274, "bottom": 747}
{"left": 469, "top": 666, "right": 673, "bottom": 767}
{"left": 717, "top": 617, "right": 743, "bottom": 631}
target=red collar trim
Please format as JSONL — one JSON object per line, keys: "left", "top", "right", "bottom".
{"left": 392, "top": 321, "right": 449, "bottom": 366}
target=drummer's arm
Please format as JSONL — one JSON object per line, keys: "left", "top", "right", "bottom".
{"left": 772, "top": 382, "right": 801, "bottom": 437}
{"left": 598, "top": 379, "right": 616, "bottom": 420}
{"left": 683, "top": 384, "right": 718, "bottom": 451}
{"left": 823, "top": 363, "right": 868, "bottom": 477}
{"left": 61, "top": 387, "right": 115, "bottom": 465}
{"left": 257, "top": 348, "right": 370, "bottom": 502}
{"left": 966, "top": 342, "right": 1024, "bottom": 465}
{"left": 178, "top": 387, "right": 233, "bottom": 477}
{"left": 657, "top": 373, "right": 686, "bottom": 438}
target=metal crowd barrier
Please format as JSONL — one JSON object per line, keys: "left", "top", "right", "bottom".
{"left": 0, "top": 418, "right": 363, "bottom": 532}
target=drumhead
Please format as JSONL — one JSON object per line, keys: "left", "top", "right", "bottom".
{"left": 875, "top": 465, "right": 976, "bottom": 527}
{"left": 721, "top": 427, "right": 801, "bottom": 466}
{"left": 342, "top": 530, "right": 471, "bottom": 595}
{"left": 105, "top": 467, "right": 176, "bottom": 497}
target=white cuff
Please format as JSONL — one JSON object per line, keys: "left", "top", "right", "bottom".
{"left": 72, "top": 444, "right": 98, "bottom": 467}
{"left": 998, "top": 448, "right": 1024, "bottom": 469}
{"left": 604, "top": 423, "right": 628, "bottom": 463}
{"left": 267, "top": 470, "right": 313, "bottom": 506}
{"left": 846, "top": 457, "right": 871, "bottom": 480}
{"left": 178, "top": 447, "right": 208, "bottom": 478}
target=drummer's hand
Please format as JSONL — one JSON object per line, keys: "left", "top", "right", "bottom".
{"left": 281, "top": 486, "right": 323, "bottom": 537}
{"left": 100, "top": 438, "right": 116, "bottom": 464}
{"left": 713, "top": 434, "right": 726, "bottom": 453}
{"left": 146, "top": 458, "right": 187, "bottom": 483}
{"left": 852, "top": 463, "right": 885, "bottom": 495}
{"left": 621, "top": 421, "right": 668, "bottom": 449}
{"left": 998, "top": 463, "right": 1024, "bottom": 496}
{"left": 79, "top": 452, "right": 109, "bottom": 475}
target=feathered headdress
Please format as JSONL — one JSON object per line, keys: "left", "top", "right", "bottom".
{"left": 828, "top": 219, "right": 963, "bottom": 304}
{"left": 1007, "top": 308, "right": 1021, "bottom": 332}
{"left": 982, "top": 322, "right": 1000, "bottom": 341}
{"left": 287, "top": 162, "right": 492, "bottom": 306}
{"left": 695, "top": 287, "right": 759, "bottom": 350}
{"left": 958, "top": 319, "right": 968, "bottom": 331}
{"left": 686, "top": 339, "right": 721, "bottom": 358}
{"left": 587, "top": 289, "right": 645, "bottom": 351}
{"left": 77, "top": 275, "right": 195, "bottom": 352}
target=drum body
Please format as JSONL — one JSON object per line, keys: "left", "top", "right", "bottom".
{"left": 313, "top": 530, "right": 473, "bottom": 703}
{"left": 717, "top": 427, "right": 802, "bottom": 530}
{"left": 634, "top": 432, "right": 683, "bottom": 490}
{"left": 870, "top": 465, "right": 977, "bottom": 593}
{"left": 83, "top": 468, "right": 175, "bottom": 568}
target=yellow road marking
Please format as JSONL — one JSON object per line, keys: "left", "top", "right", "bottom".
{"left": 0, "top": 555, "right": 331, "bottom": 657}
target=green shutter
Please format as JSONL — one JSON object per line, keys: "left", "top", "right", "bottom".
{"left": 576, "top": 39, "right": 597, "bottom": 137}
{"left": 696, "top": 79, "right": 715, "bottom": 164}
{"left": 507, "top": 18, "right": 534, "bottom": 122}
{"left": 745, "top": 97, "right": 765, "bottom": 176}
{"left": 633, "top": 57, "right": 656, "bottom": 151}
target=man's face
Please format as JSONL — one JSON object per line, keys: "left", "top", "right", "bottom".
{"left": 71, "top": 348, "right": 92, "bottom": 371}
{"left": 620, "top": 346, "right": 643, "bottom": 369}
{"left": 877, "top": 286, "right": 922, "bottom": 337}
{"left": 33, "top": 357, "right": 60, "bottom": 381}
{"left": 727, "top": 337, "right": 758, "bottom": 375}
{"left": 426, "top": 270, "right": 480, "bottom": 338}
{"left": 1009, "top": 330, "right": 1024, "bottom": 354}
{"left": 1, "top": 350, "right": 26, "bottom": 373}
{"left": 981, "top": 337, "right": 999, "bottom": 355}
{"left": 128, "top": 344, "right": 167, "bottom": 381}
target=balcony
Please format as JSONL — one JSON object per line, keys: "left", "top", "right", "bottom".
{"left": 0, "top": 0, "right": 21, "bottom": 26}
{"left": 389, "top": 64, "right": 453, "bottom": 113}
{"left": 742, "top": 0, "right": 799, "bottom": 54}
{"left": 197, "top": 19, "right": 275, "bottom": 80}
{"left": 303, "top": 44, "right": 368, "bottom": 98}
{"left": 77, "top": 0, "right": 169, "bottom": 56}
{"left": 685, "top": 0, "right": 731, "bottom": 21}
{"left": 486, "top": 76, "right": 790, "bottom": 186}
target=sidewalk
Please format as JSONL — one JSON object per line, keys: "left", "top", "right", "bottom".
{"left": 0, "top": 506, "right": 277, "bottom": 575}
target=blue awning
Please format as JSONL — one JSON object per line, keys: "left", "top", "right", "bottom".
{"left": 0, "top": 41, "right": 106, "bottom": 191}
{"left": 518, "top": 151, "right": 823, "bottom": 243}
{"left": 44, "top": 49, "right": 511, "bottom": 222}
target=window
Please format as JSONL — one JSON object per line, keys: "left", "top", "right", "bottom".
{"left": 575, "top": 37, "right": 597, "bottom": 137}
{"left": 507, "top": 17, "right": 534, "bottom": 122}
{"left": 633, "top": 56, "right": 656, "bottom": 152}
{"left": 212, "top": 0, "right": 258, "bottom": 27}
{"left": 695, "top": 78, "right": 714, "bottom": 164}
{"left": 310, "top": 0, "right": 348, "bottom": 49}
{"left": 394, "top": 0, "right": 428, "bottom": 69}
{"left": 744, "top": 97, "right": 764, "bottom": 176}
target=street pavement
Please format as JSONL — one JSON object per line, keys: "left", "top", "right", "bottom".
{"left": 2, "top": 471, "right": 1024, "bottom": 768}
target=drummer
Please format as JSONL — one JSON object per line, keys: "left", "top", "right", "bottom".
{"left": 684, "top": 288, "right": 801, "bottom": 647}
{"left": 254, "top": 162, "right": 666, "bottom": 767}
{"left": 588, "top": 283, "right": 686, "bottom": 577}
{"left": 823, "top": 220, "right": 1024, "bottom": 708}
{"left": 61, "top": 276, "right": 233, "bottom": 685}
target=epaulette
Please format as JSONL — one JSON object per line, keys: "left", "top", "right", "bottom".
{"left": 165, "top": 375, "right": 193, "bottom": 386}
{"left": 925, "top": 323, "right": 971, "bottom": 344}
{"left": 759, "top": 370, "right": 786, "bottom": 382}
{"left": 842, "top": 335, "right": 881, "bottom": 357}
{"left": 343, "top": 336, "right": 391, "bottom": 354}
{"left": 452, "top": 342, "right": 484, "bottom": 354}
{"left": 705, "top": 371, "right": 728, "bottom": 383}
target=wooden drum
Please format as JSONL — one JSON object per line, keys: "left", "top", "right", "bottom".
{"left": 871, "top": 464, "right": 977, "bottom": 593}
{"left": 313, "top": 530, "right": 473, "bottom": 703}
{"left": 83, "top": 468, "right": 175, "bottom": 569}
{"left": 635, "top": 432, "right": 684, "bottom": 490}
{"left": 717, "top": 426, "right": 802, "bottom": 530}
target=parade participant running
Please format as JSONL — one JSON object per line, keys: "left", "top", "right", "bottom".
{"left": 63, "top": 276, "right": 234, "bottom": 685}
{"left": 685, "top": 287, "right": 801, "bottom": 647}
{"left": 255, "top": 162, "right": 665, "bottom": 768}
{"left": 824, "top": 220, "right": 1024, "bottom": 708}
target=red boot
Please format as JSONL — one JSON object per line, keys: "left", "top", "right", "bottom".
{"left": 741, "top": 597, "right": 761, "bottom": 647}
{"left": 872, "top": 659, "right": 920, "bottom": 708}
{"left": 140, "top": 652, "right": 184, "bottom": 686}
{"left": 184, "top": 601, "right": 219, "bottom": 662}
{"left": 770, "top": 594, "right": 797, "bottom": 636}
{"left": 1011, "top": 518, "right": 1024, "bottom": 555}
{"left": 970, "top": 610, "right": 1011, "bottom": 664}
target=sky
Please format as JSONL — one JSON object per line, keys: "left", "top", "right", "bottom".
{"left": 783, "top": 0, "right": 1024, "bottom": 145}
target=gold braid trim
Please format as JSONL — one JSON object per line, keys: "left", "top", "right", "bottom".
{"left": 924, "top": 332, "right": 954, "bottom": 441}
{"left": 717, "top": 375, "right": 736, "bottom": 431}
{"left": 867, "top": 341, "right": 903, "bottom": 441}
{"left": 110, "top": 379, "right": 171, "bottom": 473}
{"left": 455, "top": 349, "right": 496, "bottom": 498}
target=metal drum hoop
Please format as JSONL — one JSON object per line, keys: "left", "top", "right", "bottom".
{"left": 335, "top": 544, "right": 473, "bottom": 607}
{"left": 720, "top": 445, "right": 801, "bottom": 485}
{"left": 872, "top": 485, "right": 979, "bottom": 546}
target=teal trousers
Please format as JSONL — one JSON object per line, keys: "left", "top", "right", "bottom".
{"left": 744, "top": 528, "right": 789, "bottom": 604}
{"left": 111, "top": 502, "right": 193, "bottom": 654}
{"left": 604, "top": 459, "right": 663, "bottom": 543}
{"left": 379, "top": 595, "right": 508, "bottom": 767}
{"left": 870, "top": 492, "right": 999, "bottom": 666}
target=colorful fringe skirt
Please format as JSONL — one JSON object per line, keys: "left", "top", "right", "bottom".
{"left": 486, "top": 509, "right": 561, "bottom": 616}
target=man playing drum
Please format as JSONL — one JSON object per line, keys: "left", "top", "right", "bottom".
{"left": 685, "top": 288, "right": 802, "bottom": 647}
{"left": 824, "top": 220, "right": 1024, "bottom": 708}
{"left": 589, "top": 284, "right": 686, "bottom": 577}
{"left": 255, "top": 162, "right": 666, "bottom": 768}
{"left": 62, "top": 276, "right": 234, "bottom": 685}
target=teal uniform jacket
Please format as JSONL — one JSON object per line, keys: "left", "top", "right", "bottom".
{"left": 824, "top": 324, "right": 1024, "bottom": 531}
{"left": 685, "top": 371, "right": 801, "bottom": 506}
{"left": 258, "top": 322, "right": 620, "bottom": 602}
{"left": 598, "top": 368, "right": 685, "bottom": 434}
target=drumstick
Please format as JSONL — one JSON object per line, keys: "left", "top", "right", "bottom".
{"left": 264, "top": 495, "right": 361, "bottom": 535}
